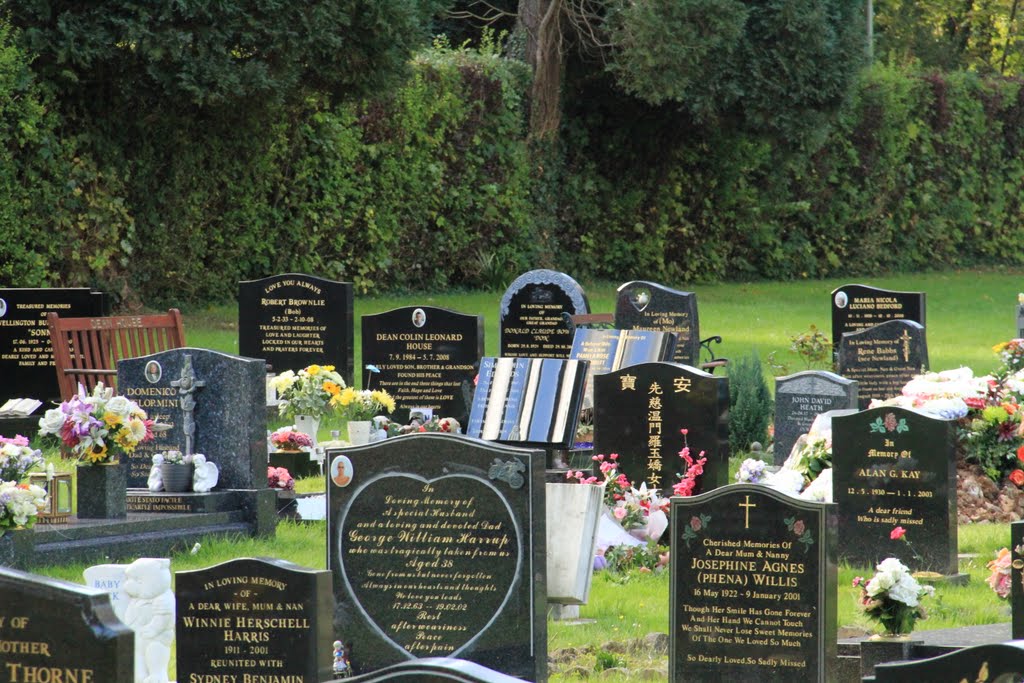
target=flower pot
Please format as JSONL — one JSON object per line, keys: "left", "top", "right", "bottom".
{"left": 347, "top": 421, "right": 372, "bottom": 445}
{"left": 76, "top": 462, "right": 127, "bottom": 519}
{"left": 294, "top": 415, "right": 320, "bottom": 447}
{"left": 860, "top": 633, "right": 923, "bottom": 680}
{"left": 160, "top": 462, "right": 194, "bottom": 493}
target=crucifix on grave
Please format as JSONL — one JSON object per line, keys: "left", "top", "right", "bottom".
{"left": 171, "top": 355, "right": 206, "bottom": 457}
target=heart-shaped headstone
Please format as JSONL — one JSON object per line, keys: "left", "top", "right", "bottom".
{"left": 338, "top": 474, "right": 520, "bottom": 658}
{"left": 629, "top": 287, "right": 651, "bottom": 313}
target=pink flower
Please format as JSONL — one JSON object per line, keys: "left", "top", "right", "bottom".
{"left": 610, "top": 453, "right": 619, "bottom": 460}
{"left": 565, "top": 470, "right": 575, "bottom": 480}
{"left": 613, "top": 507, "right": 627, "bottom": 520}
{"left": 890, "top": 526, "right": 906, "bottom": 541}
{"left": 793, "top": 520, "right": 805, "bottom": 536}
{"left": 680, "top": 429, "right": 689, "bottom": 435}
{"left": 690, "top": 516, "right": 702, "bottom": 531}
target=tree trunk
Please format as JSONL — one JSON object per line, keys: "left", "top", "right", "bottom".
{"left": 519, "top": 0, "right": 563, "bottom": 140}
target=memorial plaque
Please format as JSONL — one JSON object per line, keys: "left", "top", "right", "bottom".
{"left": 0, "top": 566, "right": 133, "bottom": 682}
{"left": 773, "top": 371, "right": 858, "bottom": 466}
{"left": 837, "top": 320, "right": 927, "bottom": 409}
{"left": 615, "top": 280, "right": 700, "bottom": 365}
{"left": 569, "top": 328, "right": 677, "bottom": 408}
{"left": 669, "top": 485, "right": 837, "bottom": 683}
{"left": 466, "top": 357, "right": 588, "bottom": 449}
{"left": 499, "top": 269, "right": 589, "bottom": 358}
{"left": 830, "top": 284, "right": 925, "bottom": 356}
{"left": 327, "top": 434, "right": 546, "bottom": 681}
{"left": 118, "top": 348, "right": 267, "bottom": 489}
{"left": 361, "top": 306, "right": 482, "bottom": 425}
{"left": 593, "top": 363, "right": 729, "bottom": 495}
{"left": 832, "top": 407, "right": 957, "bottom": 574}
{"left": 0, "top": 287, "right": 104, "bottom": 406}
{"left": 872, "top": 643, "right": 1024, "bottom": 683}
{"left": 239, "top": 273, "right": 355, "bottom": 385}
{"left": 176, "top": 558, "right": 332, "bottom": 683}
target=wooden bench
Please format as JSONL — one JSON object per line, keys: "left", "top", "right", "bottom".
{"left": 47, "top": 309, "right": 186, "bottom": 400}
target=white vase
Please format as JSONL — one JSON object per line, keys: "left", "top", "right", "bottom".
{"left": 347, "top": 421, "right": 372, "bottom": 445}
{"left": 545, "top": 483, "right": 604, "bottom": 605}
{"left": 294, "top": 415, "right": 320, "bottom": 447}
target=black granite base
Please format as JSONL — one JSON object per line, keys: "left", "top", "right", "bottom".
{"left": 269, "top": 450, "right": 321, "bottom": 478}
{"left": 0, "top": 415, "right": 40, "bottom": 440}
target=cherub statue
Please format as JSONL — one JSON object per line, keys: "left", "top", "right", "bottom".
{"left": 122, "top": 558, "right": 174, "bottom": 683}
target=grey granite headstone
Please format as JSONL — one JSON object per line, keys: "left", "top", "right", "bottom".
{"left": 118, "top": 347, "right": 267, "bottom": 489}
{"left": 499, "top": 269, "right": 589, "bottom": 358}
{"left": 327, "top": 433, "right": 546, "bottom": 681}
{"left": 837, "top": 320, "right": 927, "bottom": 409}
{"left": 0, "top": 566, "right": 133, "bottom": 682}
{"left": 614, "top": 280, "right": 700, "bottom": 365}
{"left": 773, "top": 371, "right": 858, "bottom": 465}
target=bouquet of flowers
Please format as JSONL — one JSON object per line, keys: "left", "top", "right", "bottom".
{"left": 0, "top": 480, "right": 48, "bottom": 534}
{"left": 155, "top": 450, "right": 193, "bottom": 465}
{"left": 270, "top": 365, "right": 346, "bottom": 421}
{"left": 267, "top": 466, "right": 295, "bottom": 491}
{"left": 334, "top": 388, "right": 395, "bottom": 423}
{"left": 0, "top": 435, "right": 44, "bottom": 482}
{"left": 994, "top": 339, "right": 1024, "bottom": 374}
{"left": 852, "top": 557, "right": 935, "bottom": 636}
{"left": 37, "top": 383, "right": 154, "bottom": 465}
{"left": 270, "top": 427, "right": 314, "bottom": 451}
{"left": 790, "top": 434, "right": 832, "bottom": 485}
{"left": 986, "top": 547, "right": 1015, "bottom": 599}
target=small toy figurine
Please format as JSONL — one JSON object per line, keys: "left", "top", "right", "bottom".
{"left": 332, "top": 640, "right": 351, "bottom": 678}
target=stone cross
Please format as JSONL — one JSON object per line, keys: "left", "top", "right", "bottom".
{"left": 170, "top": 355, "right": 206, "bottom": 456}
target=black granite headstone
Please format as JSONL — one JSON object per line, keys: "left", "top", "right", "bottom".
{"left": 0, "top": 566, "right": 133, "bottom": 682}
{"left": 830, "top": 284, "right": 925, "bottom": 355}
{"left": 1011, "top": 521, "right": 1024, "bottom": 639}
{"left": 118, "top": 348, "right": 267, "bottom": 490}
{"left": 238, "top": 273, "right": 355, "bottom": 385}
{"left": 499, "top": 269, "right": 589, "bottom": 358}
{"left": 870, "top": 642, "right": 1024, "bottom": 682}
{"left": 832, "top": 407, "right": 957, "bottom": 574}
{"left": 837, "top": 320, "right": 928, "bottom": 409}
{"left": 773, "top": 371, "right": 858, "bottom": 465}
{"left": 361, "top": 306, "right": 482, "bottom": 425}
{"left": 569, "top": 328, "right": 677, "bottom": 408}
{"left": 466, "top": 357, "right": 589, "bottom": 449}
{"left": 615, "top": 280, "right": 700, "bottom": 365}
{"left": 594, "top": 363, "right": 729, "bottom": 495}
{"left": 0, "top": 287, "right": 104, "bottom": 406}
{"left": 344, "top": 657, "right": 526, "bottom": 682}
{"left": 175, "top": 557, "right": 333, "bottom": 683}
{"left": 669, "top": 485, "right": 837, "bottom": 683}
{"left": 327, "top": 434, "right": 546, "bottom": 681}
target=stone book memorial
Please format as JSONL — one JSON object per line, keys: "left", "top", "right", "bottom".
{"left": 669, "top": 485, "right": 837, "bottom": 683}
{"left": 176, "top": 557, "right": 333, "bottom": 683}
{"left": 238, "top": 272, "right": 355, "bottom": 385}
{"left": 361, "top": 306, "right": 483, "bottom": 425}
{"left": 327, "top": 434, "right": 546, "bottom": 681}
{"left": 772, "top": 371, "right": 858, "bottom": 466}
{"left": 614, "top": 280, "right": 700, "bottom": 365}
{"left": 832, "top": 406, "right": 957, "bottom": 574}
{"left": 830, "top": 283, "right": 925, "bottom": 353}
{"left": 837, "top": 320, "right": 927, "bottom": 409}
{"left": 466, "top": 357, "right": 589, "bottom": 449}
{"left": 569, "top": 328, "right": 677, "bottom": 408}
{"left": 593, "top": 362, "right": 730, "bottom": 495}
{"left": 499, "top": 269, "right": 589, "bottom": 358}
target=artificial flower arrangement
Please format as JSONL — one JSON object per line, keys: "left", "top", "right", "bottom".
{"left": 0, "top": 480, "right": 48, "bottom": 534}
{"left": 267, "top": 466, "right": 295, "bottom": 491}
{"left": 37, "top": 383, "right": 154, "bottom": 465}
{"left": 986, "top": 547, "right": 1015, "bottom": 599}
{"left": 852, "top": 557, "right": 935, "bottom": 636}
{"left": 0, "top": 435, "right": 44, "bottom": 482}
{"left": 333, "top": 387, "right": 396, "bottom": 423}
{"left": 270, "top": 365, "right": 347, "bottom": 421}
{"left": 386, "top": 416, "right": 461, "bottom": 437}
{"left": 269, "top": 427, "right": 314, "bottom": 451}
{"left": 156, "top": 450, "right": 193, "bottom": 465}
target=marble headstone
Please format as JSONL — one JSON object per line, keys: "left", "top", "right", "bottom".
{"left": 327, "top": 434, "right": 546, "bottom": 681}
{"left": 669, "top": 485, "right": 837, "bottom": 682}
{"left": 830, "top": 284, "right": 925, "bottom": 354}
{"left": 361, "top": 306, "right": 482, "bottom": 425}
{"left": 832, "top": 407, "right": 957, "bottom": 574}
{"left": 238, "top": 273, "right": 354, "bottom": 385}
{"left": 614, "top": 280, "right": 700, "bottom": 365}
{"left": 837, "top": 320, "right": 927, "bottom": 409}
{"left": 118, "top": 348, "right": 267, "bottom": 489}
{"left": 499, "top": 269, "right": 589, "bottom": 358}
{"left": 773, "top": 371, "right": 858, "bottom": 466}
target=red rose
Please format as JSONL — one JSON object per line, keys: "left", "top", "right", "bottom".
{"left": 690, "top": 517, "right": 702, "bottom": 531}
{"left": 890, "top": 526, "right": 906, "bottom": 540}
{"left": 1017, "top": 445, "right": 1024, "bottom": 463}
{"left": 884, "top": 413, "right": 898, "bottom": 432}
{"left": 1011, "top": 470, "right": 1024, "bottom": 486}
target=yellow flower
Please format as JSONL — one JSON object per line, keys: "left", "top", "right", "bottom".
{"left": 323, "top": 365, "right": 335, "bottom": 372}
{"left": 994, "top": 342, "right": 1009, "bottom": 353}
{"left": 306, "top": 364, "right": 322, "bottom": 376}
{"left": 114, "top": 429, "right": 136, "bottom": 452}
{"left": 323, "top": 381, "right": 341, "bottom": 396}
{"left": 332, "top": 386, "right": 357, "bottom": 408}
{"left": 372, "top": 390, "right": 396, "bottom": 414}
{"left": 85, "top": 443, "right": 109, "bottom": 463}
{"left": 103, "top": 413, "right": 124, "bottom": 428}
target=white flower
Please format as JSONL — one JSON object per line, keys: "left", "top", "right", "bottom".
{"left": 269, "top": 371, "right": 296, "bottom": 393}
{"left": 104, "top": 395, "right": 132, "bottom": 418}
{"left": 887, "top": 574, "right": 924, "bottom": 607}
{"left": 764, "top": 469, "right": 804, "bottom": 497}
{"left": 38, "top": 408, "right": 67, "bottom": 435}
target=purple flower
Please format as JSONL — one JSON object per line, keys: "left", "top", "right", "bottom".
{"left": 593, "top": 554, "right": 607, "bottom": 571}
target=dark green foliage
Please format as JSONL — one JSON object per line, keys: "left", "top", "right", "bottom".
{"left": 728, "top": 351, "right": 773, "bottom": 452}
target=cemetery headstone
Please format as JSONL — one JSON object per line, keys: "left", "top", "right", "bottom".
{"left": 669, "top": 485, "right": 837, "bottom": 682}
{"left": 615, "top": 280, "right": 700, "bottom": 365}
{"left": 176, "top": 557, "right": 333, "bottom": 683}
{"left": 1012, "top": 521, "right": 1024, "bottom": 639}
{"left": 0, "top": 566, "right": 134, "bottom": 682}
{"left": 342, "top": 658, "right": 528, "bottom": 682}
{"left": 832, "top": 406, "right": 957, "bottom": 574}
{"left": 1018, "top": 293, "right": 1024, "bottom": 338}
{"left": 593, "top": 362, "right": 729, "bottom": 495}
{"left": 327, "top": 433, "right": 546, "bottom": 681}
{"left": 773, "top": 371, "right": 858, "bottom": 466}
{"left": 830, "top": 284, "right": 925, "bottom": 353}
{"left": 118, "top": 348, "right": 267, "bottom": 490}
{"left": 870, "top": 642, "right": 1024, "bottom": 683}
{"left": 361, "top": 306, "right": 482, "bottom": 425}
{"left": 837, "top": 320, "right": 927, "bottom": 409}
{"left": 0, "top": 287, "right": 105, "bottom": 407}
{"left": 499, "top": 269, "right": 589, "bottom": 358}
{"left": 466, "top": 357, "right": 589, "bottom": 449}
{"left": 569, "top": 328, "right": 677, "bottom": 408}
{"left": 238, "top": 272, "right": 354, "bottom": 385}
